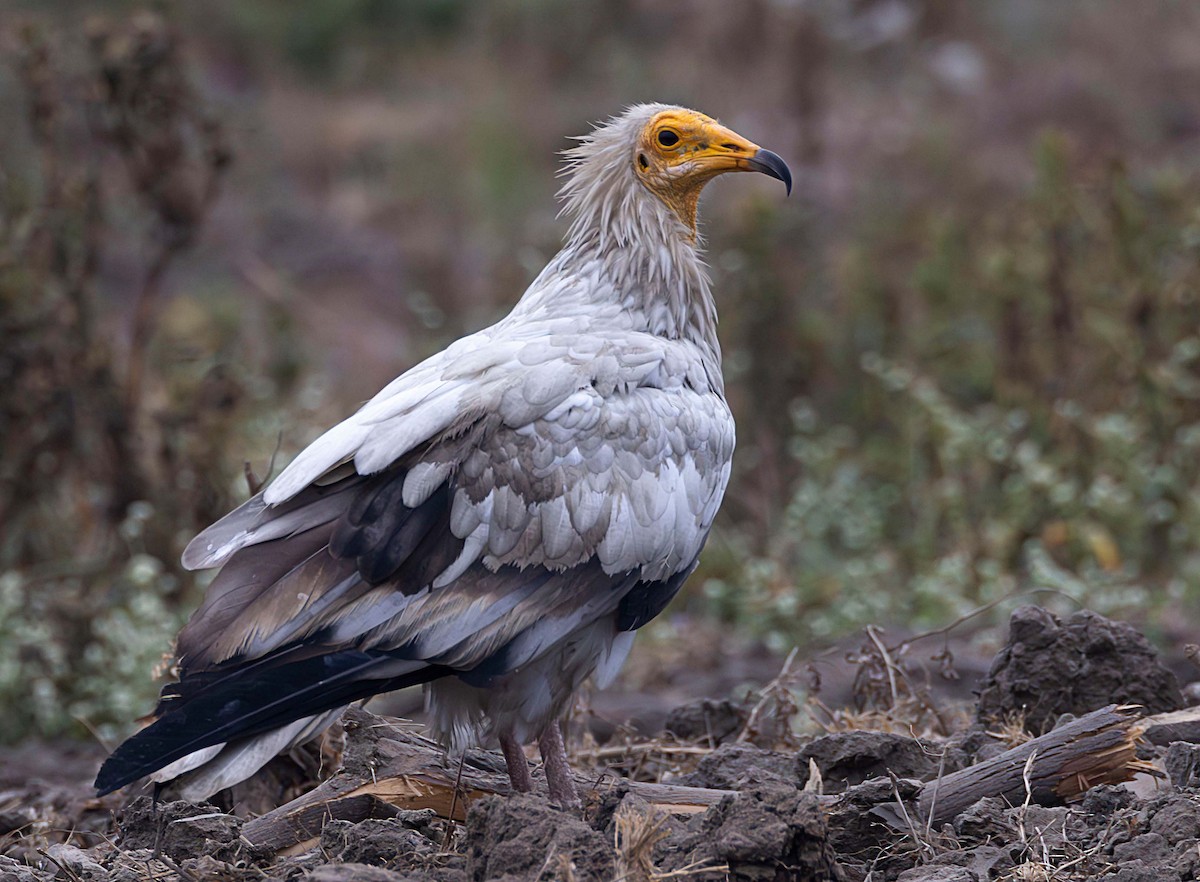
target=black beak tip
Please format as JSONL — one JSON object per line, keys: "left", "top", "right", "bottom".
{"left": 750, "top": 148, "right": 792, "bottom": 196}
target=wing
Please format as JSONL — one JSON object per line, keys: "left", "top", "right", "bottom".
{"left": 96, "top": 327, "right": 733, "bottom": 794}
{"left": 178, "top": 331, "right": 733, "bottom": 669}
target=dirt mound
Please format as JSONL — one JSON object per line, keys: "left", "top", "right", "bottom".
{"left": 466, "top": 794, "right": 614, "bottom": 882}
{"left": 800, "top": 731, "right": 940, "bottom": 792}
{"left": 976, "top": 605, "right": 1184, "bottom": 732}
{"left": 688, "top": 783, "right": 842, "bottom": 881}
{"left": 3, "top": 606, "right": 1199, "bottom": 882}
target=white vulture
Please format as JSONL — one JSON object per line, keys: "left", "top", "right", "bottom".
{"left": 95, "top": 104, "right": 791, "bottom": 807}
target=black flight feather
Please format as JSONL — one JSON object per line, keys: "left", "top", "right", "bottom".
{"left": 94, "top": 650, "right": 446, "bottom": 795}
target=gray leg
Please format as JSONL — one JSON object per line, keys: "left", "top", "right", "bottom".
{"left": 537, "top": 722, "right": 579, "bottom": 808}
{"left": 499, "top": 731, "right": 533, "bottom": 794}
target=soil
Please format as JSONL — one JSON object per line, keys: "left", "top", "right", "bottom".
{"left": 974, "top": 605, "right": 1185, "bottom": 733}
{"left": 4, "top": 606, "right": 1200, "bottom": 882}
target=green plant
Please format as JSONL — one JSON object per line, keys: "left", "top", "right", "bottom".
{"left": 699, "top": 133, "right": 1200, "bottom": 647}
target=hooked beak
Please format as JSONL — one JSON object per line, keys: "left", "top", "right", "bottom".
{"left": 743, "top": 149, "right": 792, "bottom": 196}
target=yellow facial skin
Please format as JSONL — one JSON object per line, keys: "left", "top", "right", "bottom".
{"left": 634, "top": 109, "right": 792, "bottom": 235}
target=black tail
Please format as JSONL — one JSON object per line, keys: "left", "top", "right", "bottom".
{"left": 94, "top": 649, "right": 447, "bottom": 795}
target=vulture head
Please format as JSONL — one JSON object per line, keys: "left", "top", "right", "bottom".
{"left": 561, "top": 103, "right": 791, "bottom": 245}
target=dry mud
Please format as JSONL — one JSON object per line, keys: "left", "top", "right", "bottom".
{"left": 3, "top": 605, "right": 1200, "bottom": 882}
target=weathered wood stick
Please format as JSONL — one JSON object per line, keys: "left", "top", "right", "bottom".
{"left": 916, "top": 704, "right": 1150, "bottom": 826}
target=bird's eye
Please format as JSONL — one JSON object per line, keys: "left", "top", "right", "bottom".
{"left": 657, "top": 129, "right": 680, "bottom": 148}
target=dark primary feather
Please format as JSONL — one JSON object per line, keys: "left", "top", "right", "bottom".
{"left": 616, "top": 564, "right": 696, "bottom": 632}
{"left": 94, "top": 648, "right": 447, "bottom": 795}
{"left": 330, "top": 468, "right": 459, "bottom": 587}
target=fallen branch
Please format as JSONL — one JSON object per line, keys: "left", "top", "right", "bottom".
{"left": 913, "top": 704, "right": 1153, "bottom": 827}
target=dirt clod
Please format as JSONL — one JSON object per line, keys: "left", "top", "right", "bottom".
{"left": 1146, "top": 792, "right": 1200, "bottom": 841}
{"left": 4, "top": 605, "right": 1197, "bottom": 882}
{"left": 952, "top": 796, "right": 1014, "bottom": 843}
{"left": 44, "top": 844, "right": 105, "bottom": 880}
{"left": 682, "top": 782, "right": 844, "bottom": 881}
{"left": 304, "top": 865, "right": 414, "bottom": 882}
{"left": 465, "top": 794, "right": 614, "bottom": 882}
{"left": 115, "top": 798, "right": 245, "bottom": 864}
{"left": 976, "top": 606, "right": 1183, "bottom": 732}
{"left": 895, "top": 865, "right": 978, "bottom": 882}
{"left": 319, "top": 818, "right": 438, "bottom": 868}
{"left": 799, "top": 731, "right": 937, "bottom": 792}
{"left": 0, "top": 854, "right": 54, "bottom": 882}
{"left": 677, "top": 742, "right": 801, "bottom": 790}
{"left": 1165, "top": 741, "right": 1200, "bottom": 788}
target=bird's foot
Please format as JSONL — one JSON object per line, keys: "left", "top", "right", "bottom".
{"left": 537, "top": 723, "right": 580, "bottom": 810}
{"left": 499, "top": 731, "right": 533, "bottom": 794}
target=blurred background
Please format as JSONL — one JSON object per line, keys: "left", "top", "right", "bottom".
{"left": 3, "top": 0, "right": 1200, "bottom": 747}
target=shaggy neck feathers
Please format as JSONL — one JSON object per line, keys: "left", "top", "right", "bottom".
{"left": 518, "top": 105, "right": 720, "bottom": 356}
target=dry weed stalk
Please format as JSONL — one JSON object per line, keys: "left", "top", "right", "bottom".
{"left": 837, "top": 624, "right": 965, "bottom": 738}
{"left": 988, "top": 710, "right": 1034, "bottom": 748}
{"left": 88, "top": 11, "right": 231, "bottom": 419}
{"left": 613, "top": 804, "right": 671, "bottom": 882}
{"left": 736, "top": 646, "right": 805, "bottom": 748}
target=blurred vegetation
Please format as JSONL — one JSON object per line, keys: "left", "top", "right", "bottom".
{"left": 706, "top": 138, "right": 1200, "bottom": 649}
{"left": 0, "top": 14, "right": 296, "bottom": 742}
{"left": 3, "top": 1, "right": 1200, "bottom": 741}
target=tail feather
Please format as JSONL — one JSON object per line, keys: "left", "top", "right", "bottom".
{"left": 164, "top": 710, "right": 343, "bottom": 803}
{"left": 94, "top": 650, "right": 445, "bottom": 795}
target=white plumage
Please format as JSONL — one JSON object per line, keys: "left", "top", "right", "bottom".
{"left": 95, "top": 103, "right": 790, "bottom": 806}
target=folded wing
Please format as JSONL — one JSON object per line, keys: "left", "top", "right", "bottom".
{"left": 95, "top": 327, "right": 733, "bottom": 799}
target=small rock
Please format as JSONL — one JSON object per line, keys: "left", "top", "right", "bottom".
{"left": 1166, "top": 742, "right": 1200, "bottom": 789}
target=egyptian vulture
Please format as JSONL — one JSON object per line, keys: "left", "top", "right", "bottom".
{"left": 95, "top": 104, "right": 791, "bottom": 807}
